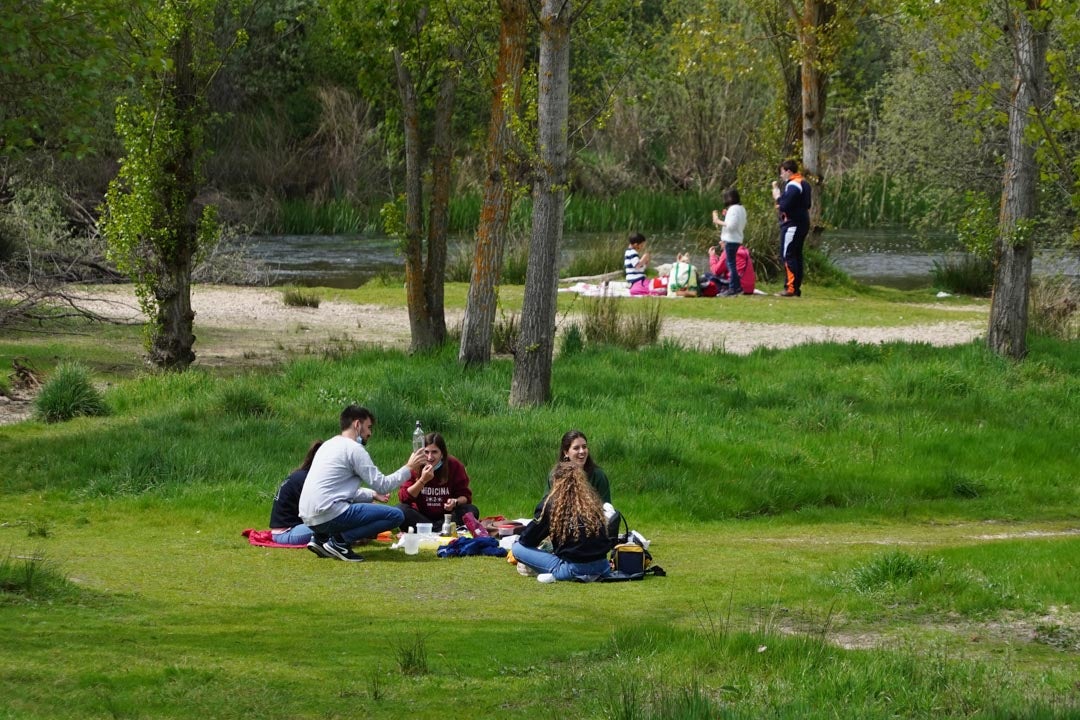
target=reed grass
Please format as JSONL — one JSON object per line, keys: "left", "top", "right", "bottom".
{"left": 275, "top": 198, "right": 378, "bottom": 235}
{"left": 281, "top": 287, "right": 320, "bottom": 308}
{"left": 931, "top": 254, "right": 994, "bottom": 296}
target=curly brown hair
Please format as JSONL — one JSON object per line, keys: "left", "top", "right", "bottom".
{"left": 543, "top": 462, "right": 605, "bottom": 546}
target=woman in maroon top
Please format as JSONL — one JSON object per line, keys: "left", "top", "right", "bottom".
{"left": 396, "top": 432, "right": 479, "bottom": 530}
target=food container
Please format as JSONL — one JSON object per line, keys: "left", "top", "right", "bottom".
{"left": 497, "top": 522, "right": 524, "bottom": 537}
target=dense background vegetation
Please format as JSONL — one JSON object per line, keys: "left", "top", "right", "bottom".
{"left": 3, "top": 0, "right": 1077, "bottom": 248}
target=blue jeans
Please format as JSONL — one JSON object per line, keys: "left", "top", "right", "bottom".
{"left": 512, "top": 542, "right": 611, "bottom": 582}
{"left": 271, "top": 525, "right": 313, "bottom": 545}
{"left": 311, "top": 503, "right": 405, "bottom": 546}
{"left": 724, "top": 242, "right": 741, "bottom": 292}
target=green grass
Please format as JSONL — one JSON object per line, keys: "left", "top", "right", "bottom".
{"left": 1, "top": 293, "right": 1078, "bottom": 718}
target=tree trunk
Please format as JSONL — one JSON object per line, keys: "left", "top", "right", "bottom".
{"left": 424, "top": 43, "right": 462, "bottom": 346}
{"left": 395, "top": 50, "right": 437, "bottom": 352}
{"left": 987, "top": 0, "right": 1047, "bottom": 360}
{"left": 510, "top": 0, "right": 570, "bottom": 407}
{"left": 459, "top": 0, "right": 529, "bottom": 366}
{"left": 150, "top": 17, "right": 197, "bottom": 370}
{"left": 758, "top": 3, "right": 801, "bottom": 158}
{"left": 795, "top": 0, "right": 832, "bottom": 247}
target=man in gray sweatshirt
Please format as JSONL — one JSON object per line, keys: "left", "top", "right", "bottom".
{"left": 299, "top": 405, "right": 425, "bottom": 561}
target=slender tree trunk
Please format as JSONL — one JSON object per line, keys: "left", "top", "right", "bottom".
{"left": 424, "top": 44, "right": 461, "bottom": 346}
{"left": 795, "top": 0, "right": 832, "bottom": 246}
{"left": 987, "top": 0, "right": 1047, "bottom": 360}
{"left": 459, "top": 0, "right": 529, "bottom": 366}
{"left": 395, "top": 50, "right": 437, "bottom": 352}
{"left": 758, "top": 3, "right": 801, "bottom": 158}
{"left": 510, "top": 0, "right": 570, "bottom": 407}
{"left": 151, "top": 18, "right": 197, "bottom": 369}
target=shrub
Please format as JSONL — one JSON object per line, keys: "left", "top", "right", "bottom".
{"left": 33, "top": 362, "right": 109, "bottom": 423}
{"left": 931, "top": 254, "right": 994, "bottom": 296}
{"left": 1029, "top": 276, "right": 1079, "bottom": 340}
{"left": 282, "top": 287, "right": 320, "bottom": 308}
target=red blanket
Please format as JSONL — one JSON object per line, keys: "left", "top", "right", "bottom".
{"left": 241, "top": 528, "right": 307, "bottom": 549}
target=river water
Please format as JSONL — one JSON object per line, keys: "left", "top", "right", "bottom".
{"left": 233, "top": 229, "right": 1077, "bottom": 291}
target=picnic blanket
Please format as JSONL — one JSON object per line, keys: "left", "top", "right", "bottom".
{"left": 436, "top": 536, "right": 508, "bottom": 558}
{"left": 241, "top": 528, "right": 307, "bottom": 549}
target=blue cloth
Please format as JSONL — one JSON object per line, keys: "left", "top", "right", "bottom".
{"left": 436, "top": 536, "right": 507, "bottom": 558}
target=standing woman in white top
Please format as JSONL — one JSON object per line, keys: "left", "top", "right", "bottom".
{"left": 711, "top": 188, "right": 747, "bottom": 297}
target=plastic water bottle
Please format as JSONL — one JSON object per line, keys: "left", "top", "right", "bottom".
{"left": 412, "top": 420, "right": 424, "bottom": 450}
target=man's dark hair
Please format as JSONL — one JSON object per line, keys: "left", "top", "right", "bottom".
{"left": 779, "top": 159, "right": 799, "bottom": 174}
{"left": 340, "top": 405, "right": 375, "bottom": 430}
{"left": 628, "top": 232, "right": 646, "bottom": 245}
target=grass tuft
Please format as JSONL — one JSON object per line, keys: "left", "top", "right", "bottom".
{"left": 0, "top": 552, "right": 79, "bottom": 602}
{"left": 282, "top": 287, "right": 321, "bottom": 308}
{"left": 33, "top": 361, "right": 109, "bottom": 423}
{"left": 582, "top": 296, "right": 664, "bottom": 350}
{"left": 931, "top": 254, "right": 994, "bottom": 296}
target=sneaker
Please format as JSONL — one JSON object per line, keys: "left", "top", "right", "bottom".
{"left": 537, "top": 573, "right": 556, "bottom": 584}
{"left": 322, "top": 539, "right": 365, "bottom": 562}
{"left": 724, "top": 287, "right": 743, "bottom": 296}
{"left": 775, "top": 290, "right": 798, "bottom": 297}
{"left": 307, "top": 539, "right": 333, "bottom": 559}
{"left": 517, "top": 562, "right": 538, "bottom": 577}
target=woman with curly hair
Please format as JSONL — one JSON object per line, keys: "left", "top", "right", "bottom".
{"left": 514, "top": 462, "right": 612, "bottom": 583}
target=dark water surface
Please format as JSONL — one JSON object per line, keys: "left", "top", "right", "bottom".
{"left": 234, "top": 229, "right": 1077, "bottom": 291}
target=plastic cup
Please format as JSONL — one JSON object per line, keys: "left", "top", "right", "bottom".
{"left": 401, "top": 532, "right": 421, "bottom": 555}
{"left": 416, "top": 522, "right": 433, "bottom": 536}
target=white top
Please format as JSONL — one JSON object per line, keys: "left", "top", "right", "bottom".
{"left": 721, "top": 204, "right": 746, "bottom": 245}
{"left": 298, "top": 435, "right": 412, "bottom": 526}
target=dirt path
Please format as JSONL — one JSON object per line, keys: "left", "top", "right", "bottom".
{"left": 1, "top": 284, "right": 986, "bottom": 424}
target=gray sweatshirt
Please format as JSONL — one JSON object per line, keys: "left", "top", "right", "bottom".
{"left": 298, "top": 435, "right": 412, "bottom": 526}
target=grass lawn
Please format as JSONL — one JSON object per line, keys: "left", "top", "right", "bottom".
{"left": 1, "top": 284, "right": 1077, "bottom": 719}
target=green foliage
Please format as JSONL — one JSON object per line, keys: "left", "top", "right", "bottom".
{"left": 33, "top": 362, "right": 109, "bottom": 423}
{"left": 931, "top": 254, "right": 994, "bottom": 296}
{"left": 282, "top": 287, "right": 320, "bottom": 308}
{"left": 562, "top": 237, "right": 624, "bottom": 278}
{"left": 0, "top": 0, "right": 121, "bottom": 156}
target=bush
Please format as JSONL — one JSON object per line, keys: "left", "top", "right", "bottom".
{"left": 33, "top": 362, "right": 109, "bottom": 423}
{"left": 282, "top": 287, "right": 320, "bottom": 308}
{"left": 931, "top": 254, "right": 994, "bottom": 296}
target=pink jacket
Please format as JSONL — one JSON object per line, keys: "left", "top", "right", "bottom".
{"left": 709, "top": 245, "right": 756, "bottom": 294}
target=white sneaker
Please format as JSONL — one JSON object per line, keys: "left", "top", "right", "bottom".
{"left": 517, "top": 562, "right": 537, "bottom": 577}
{"left": 537, "top": 573, "right": 556, "bottom": 584}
